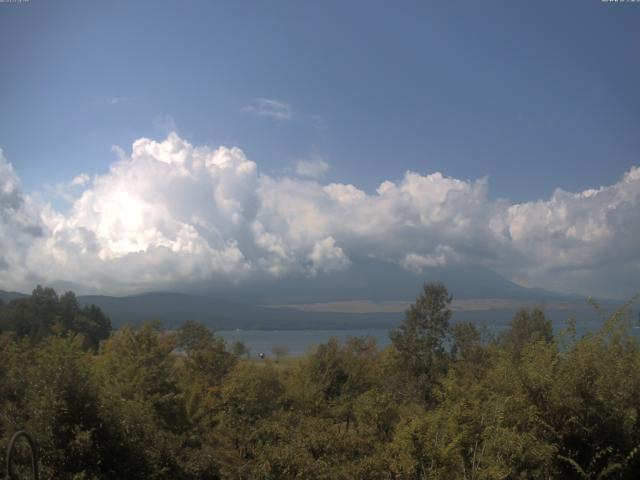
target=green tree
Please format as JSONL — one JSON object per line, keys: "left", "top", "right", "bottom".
{"left": 6, "top": 336, "right": 109, "bottom": 479}
{"left": 215, "top": 362, "right": 285, "bottom": 477}
{"left": 500, "top": 307, "right": 553, "bottom": 354}
{"left": 175, "top": 321, "right": 236, "bottom": 392}
{"left": 231, "top": 340, "right": 249, "bottom": 358}
{"left": 0, "top": 287, "right": 111, "bottom": 350}
{"left": 390, "top": 282, "right": 452, "bottom": 404}
{"left": 94, "top": 323, "right": 186, "bottom": 478}
{"left": 0, "top": 286, "right": 59, "bottom": 341}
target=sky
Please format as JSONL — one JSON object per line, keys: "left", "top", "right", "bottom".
{"left": 0, "top": 0, "right": 639, "bottom": 299}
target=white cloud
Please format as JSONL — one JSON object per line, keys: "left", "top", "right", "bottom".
{"left": 294, "top": 157, "right": 330, "bottom": 178}
{"left": 243, "top": 98, "right": 293, "bottom": 120}
{"left": 308, "top": 236, "right": 351, "bottom": 275}
{"left": 400, "top": 246, "right": 458, "bottom": 274}
{"left": 0, "top": 135, "right": 639, "bottom": 298}
{"left": 104, "top": 96, "right": 137, "bottom": 106}
{"left": 70, "top": 173, "right": 90, "bottom": 187}
{"left": 0, "top": 149, "right": 47, "bottom": 285}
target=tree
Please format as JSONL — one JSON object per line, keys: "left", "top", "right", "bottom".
{"left": 18, "top": 336, "right": 107, "bottom": 479}
{"left": 450, "top": 321, "right": 481, "bottom": 360}
{"left": 175, "top": 320, "right": 214, "bottom": 352}
{"left": 94, "top": 323, "right": 186, "bottom": 478}
{"left": 231, "top": 340, "right": 249, "bottom": 358}
{"left": 389, "top": 282, "right": 452, "bottom": 404}
{"left": 29, "top": 286, "right": 59, "bottom": 340}
{"left": 499, "top": 307, "right": 553, "bottom": 354}
{"left": 57, "top": 290, "right": 81, "bottom": 333}
{"left": 175, "top": 321, "right": 236, "bottom": 386}
{"left": 1, "top": 286, "right": 60, "bottom": 342}
{"left": 272, "top": 345, "right": 289, "bottom": 362}
{"left": 0, "top": 287, "right": 111, "bottom": 349}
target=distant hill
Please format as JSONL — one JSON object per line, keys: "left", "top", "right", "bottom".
{"left": 0, "top": 288, "right": 401, "bottom": 330}
{"left": 0, "top": 290, "right": 27, "bottom": 304}
{"left": 2, "top": 260, "right": 625, "bottom": 331}
{"left": 76, "top": 292, "right": 400, "bottom": 330}
{"left": 193, "top": 258, "right": 584, "bottom": 304}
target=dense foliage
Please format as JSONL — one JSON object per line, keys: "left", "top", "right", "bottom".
{"left": 1, "top": 285, "right": 640, "bottom": 479}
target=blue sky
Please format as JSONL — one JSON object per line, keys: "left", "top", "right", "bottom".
{"left": 1, "top": 0, "right": 638, "bottom": 201}
{"left": 0, "top": 1, "right": 639, "bottom": 298}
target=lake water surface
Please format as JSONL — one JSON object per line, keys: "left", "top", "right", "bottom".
{"left": 218, "top": 329, "right": 392, "bottom": 357}
{"left": 218, "top": 313, "right": 637, "bottom": 358}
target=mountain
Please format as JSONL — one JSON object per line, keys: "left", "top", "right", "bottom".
{"left": 193, "top": 258, "right": 583, "bottom": 304}
{"left": 75, "top": 292, "right": 398, "bottom": 330}
{"left": 2, "top": 260, "right": 621, "bottom": 331}
{"left": 0, "top": 290, "right": 28, "bottom": 304}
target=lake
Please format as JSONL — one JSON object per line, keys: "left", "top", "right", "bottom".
{"left": 218, "top": 328, "right": 392, "bottom": 357}
{"left": 217, "top": 312, "right": 637, "bottom": 358}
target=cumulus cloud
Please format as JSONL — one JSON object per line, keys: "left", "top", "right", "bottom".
{"left": 0, "top": 134, "right": 639, "bottom": 298}
{"left": 243, "top": 98, "right": 293, "bottom": 120}
{"left": 308, "top": 237, "right": 351, "bottom": 275}
{"left": 400, "top": 246, "right": 458, "bottom": 274}
{"left": 0, "top": 149, "right": 47, "bottom": 285}
{"left": 294, "top": 157, "right": 330, "bottom": 178}
{"left": 70, "top": 173, "right": 90, "bottom": 187}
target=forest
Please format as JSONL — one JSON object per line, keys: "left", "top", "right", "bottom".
{"left": 1, "top": 284, "right": 640, "bottom": 479}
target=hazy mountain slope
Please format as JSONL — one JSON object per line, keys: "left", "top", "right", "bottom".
{"left": 196, "top": 258, "right": 583, "bottom": 304}
{"left": 75, "top": 292, "right": 616, "bottom": 332}
{"left": 0, "top": 290, "right": 28, "bottom": 303}
{"left": 2, "top": 261, "right": 618, "bottom": 331}
{"left": 76, "top": 292, "right": 400, "bottom": 330}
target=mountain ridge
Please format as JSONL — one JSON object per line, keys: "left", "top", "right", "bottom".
{"left": 1, "top": 261, "right": 615, "bottom": 331}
